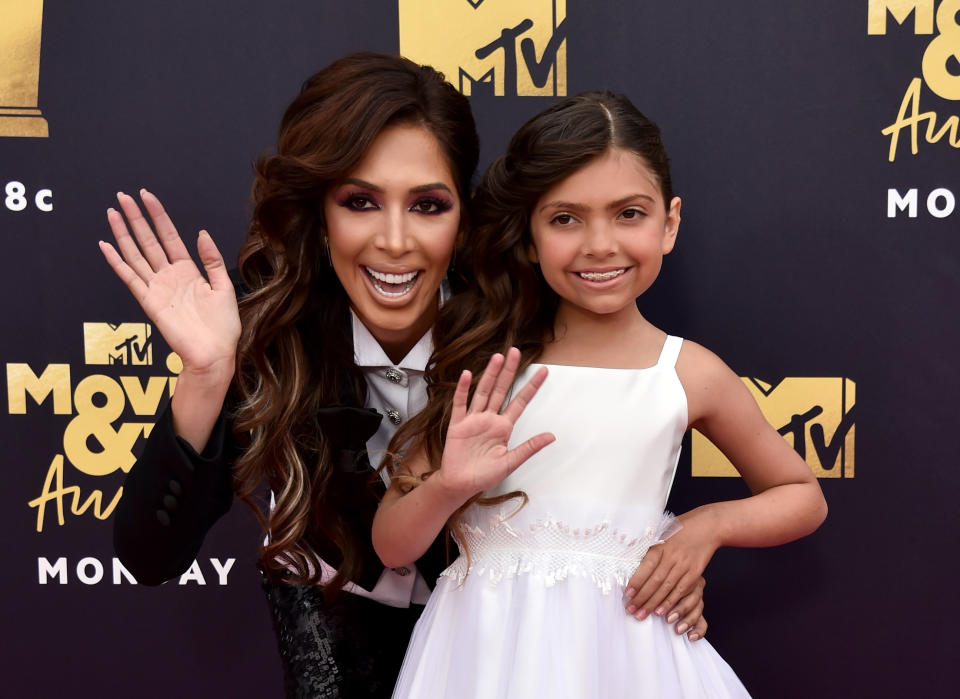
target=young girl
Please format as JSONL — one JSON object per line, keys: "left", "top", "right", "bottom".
{"left": 372, "top": 92, "right": 828, "bottom": 698}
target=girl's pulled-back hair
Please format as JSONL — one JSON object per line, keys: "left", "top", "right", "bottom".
{"left": 233, "top": 52, "right": 478, "bottom": 595}
{"left": 388, "top": 91, "right": 673, "bottom": 536}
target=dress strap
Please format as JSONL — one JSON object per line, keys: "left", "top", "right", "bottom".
{"left": 656, "top": 335, "right": 683, "bottom": 367}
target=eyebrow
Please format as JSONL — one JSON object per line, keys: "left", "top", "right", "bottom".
{"left": 340, "top": 178, "right": 452, "bottom": 195}
{"left": 538, "top": 193, "right": 655, "bottom": 213}
{"left": 410, "top": 182, "right": 453, "bottom": 194}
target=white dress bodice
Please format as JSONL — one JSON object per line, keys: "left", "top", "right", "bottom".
{"left": 443, "top": 335, "right": 688, "bottom": 593}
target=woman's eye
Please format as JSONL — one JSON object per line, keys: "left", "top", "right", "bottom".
{"left": 410, "top": 198, "right": 451, "bottom": 214}
{"left": 348, "top": 196, "right": 377, "bottom": 210}
{"left": 337, "top": 194, "right": 378, "bottom": 211}
{"left": 551, "top": 213, "right": 575, "bottom": 225}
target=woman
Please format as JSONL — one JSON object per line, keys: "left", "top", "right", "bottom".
{"left": 102, "top": 53, "right": 707, "bottom": 697}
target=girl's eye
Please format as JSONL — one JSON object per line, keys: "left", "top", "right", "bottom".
{"left": 410, "top": 197, "right": 452, "bottom": 214}
{"left": 551, "top": 213, "right": 575, "bottom": 226}
{"left": 619, "top": 208, "right": 646, "bottom": 220}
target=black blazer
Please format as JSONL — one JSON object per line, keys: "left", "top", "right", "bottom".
{"left": 113, "top": 395, "right": 446, "bottom": 591}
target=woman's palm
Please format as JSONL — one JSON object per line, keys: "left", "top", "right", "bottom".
{"left": 100, "top": 190, "right": 241, "bottom": 374}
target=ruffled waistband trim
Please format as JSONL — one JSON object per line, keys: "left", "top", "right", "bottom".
{"left": 440, "top": 510, "right": 680, "bottom": 595}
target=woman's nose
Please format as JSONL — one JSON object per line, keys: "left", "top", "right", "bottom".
{"left": 376, "top": 206, "right": 412, "bottom": 255}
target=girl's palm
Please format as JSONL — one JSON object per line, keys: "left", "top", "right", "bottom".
{"left": 438, "top": 349, "right": 554, "bottom": 498}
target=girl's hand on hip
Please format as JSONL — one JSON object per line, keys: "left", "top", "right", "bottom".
{"left": 99, "top": 190, "right": 241, "bottom": 384}
{"left": 661, "top": 575, "right": 708, "bottom": 641}
{"left": 435, "top": 348, "right": 554, "bottom": 499}
{"left": 623, "top": 511, "right": 719, "bottom": 638}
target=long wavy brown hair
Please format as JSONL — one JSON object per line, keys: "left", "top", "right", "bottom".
{"left": 387, "top": 91, "right": 675, "bottom": 541}
{"left": 231, "top": 52, "right": 478, "bottom": 594}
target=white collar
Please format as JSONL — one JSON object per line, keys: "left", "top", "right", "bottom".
{"left": 350, "top": 278, "right": 449, "bottom": 371}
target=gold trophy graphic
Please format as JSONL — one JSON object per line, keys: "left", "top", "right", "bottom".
{"left": 1, "top": 0, "right": 49, "bottom": 138}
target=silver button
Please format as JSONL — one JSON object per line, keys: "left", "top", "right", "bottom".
{"left": 387, "top": 409, "right": 401, "bottom": 425}
{"left": 385, "top": 367, "right": 403, "bottom": 384}
{"left": 393, "top": 566, "right": 410, "bottom": 576}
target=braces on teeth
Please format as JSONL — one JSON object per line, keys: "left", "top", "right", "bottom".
{"left": 579, "top": 269, "right": 626, "bottom": 281}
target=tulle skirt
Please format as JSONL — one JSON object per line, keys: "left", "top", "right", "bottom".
{"left": 392, "top": 570, "right": 750, "bottom": 698}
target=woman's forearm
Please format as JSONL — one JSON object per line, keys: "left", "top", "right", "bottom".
{"left": 169, "top": 360, "right": 234, "bottom": 452}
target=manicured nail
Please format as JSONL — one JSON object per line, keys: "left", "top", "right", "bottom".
{"left": 624, "top": 587, "right": 636, "bottom": 598}
{"left": 625, "top": 604, "right": 636, "bottom": 614}
{"left": 140, "top": 188, "right": 148, "bottom": 196}
{"left": 676, "top": 623, "right": 689, "bottom": 634}
{"left": 633, "top": 611, "right": 644, "bottom": 621}
{"left": 688, "top": 633, "right": 700, "bottom": 641}
{"left": 637, "top": 609, "right": 648, "bottom": 620}
{"left": 666, "top": 612, "right": 679, "bottom": 624}
{"left": 655, "top": 606, "right": 665, "bottom": 616}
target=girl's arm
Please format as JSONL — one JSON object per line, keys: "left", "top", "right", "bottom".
{"left": 624, "top": 340, "right": 828, "bottom": 619}
{"left": 373, "top": 350, "right": 554, "bottom": 568}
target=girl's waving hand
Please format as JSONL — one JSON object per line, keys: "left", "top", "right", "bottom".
{"left": 373, "top": 348, "right": 554, "bottom": 568}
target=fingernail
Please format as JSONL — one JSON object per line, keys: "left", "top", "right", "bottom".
{"left": 688, "top": 633, "right": 700, "bottom": 641}
{"left": 107, "top": 207, "right": 115, "bottom": 214}
{"left": 116, "top": 191, "right": 125, "bottom": 198}
{"left": 666, "top": 612, "right": 679, "bottom": 624}
{"left": 655, "top": 606, "right": 665, "bottom": 616}
{"left": 140, "top": 188, "right": 148, "bottom": 195}
{"left": 624, "top": 587, "right": 636, "bottom": 598}
{"left": 637, "top": 609, "right": 648, "bottom": 620}
{"left": 633, "top": 611, "right": 644, "bottom": 621}
{"left": 676, "top": 623, "right": 689, "bottom": 634}
{"left": 625, "top": 604, "right": 636, "bottom": 614}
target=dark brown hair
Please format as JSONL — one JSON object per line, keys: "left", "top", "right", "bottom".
{"left": 388, "top": 91, "right": 673, "bottom": 535}
{"left": 232, "top": 52, "right": 478, "bottom": 595}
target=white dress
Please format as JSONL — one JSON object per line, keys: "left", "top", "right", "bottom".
{"left": 392, "top": 336, "right": 751, "bottom": 698}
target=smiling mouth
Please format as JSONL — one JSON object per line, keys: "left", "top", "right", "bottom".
{"left": 364, "top": 266, "right": 420, "bottom": 297}
{"left": 577, "top": 268, "right": 627, "bottom": 282}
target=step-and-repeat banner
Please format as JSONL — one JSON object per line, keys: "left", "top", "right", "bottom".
{"left": 2, "top": 1, "right": 956, "bottom": 696}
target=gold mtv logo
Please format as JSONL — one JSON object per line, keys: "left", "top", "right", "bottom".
{"left": 0, "top": 0, "right": 49, "bottom": 137}
{"left": 83, "top": 323, "right": 153, "bottom": 366}
{"left": 692, "top": 377, "right": 855, "bottom": 478}
{"left": 399, "top": 0, "right": 567, "bottom": 97}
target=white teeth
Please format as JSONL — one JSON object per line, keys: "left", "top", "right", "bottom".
{"left": 365, "top": 267, "right": 418, "bottom": 284}
{"left": 578, "top": 269, "right": 626, "bottom": 281}
{"left": 365, "top": 267, "right": 419, "bottom": 297}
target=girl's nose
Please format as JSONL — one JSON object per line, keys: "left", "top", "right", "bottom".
{"left": 582, "top": 221, "right": 617, "bottom": 256}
